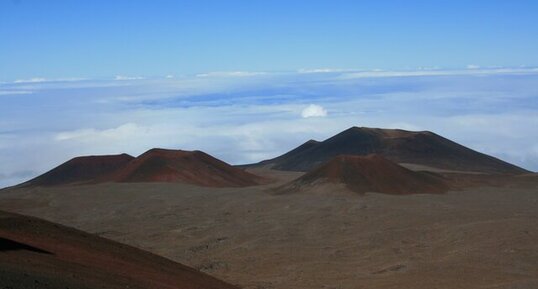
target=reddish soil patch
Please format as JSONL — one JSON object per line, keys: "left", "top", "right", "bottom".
{"left": 0, "top": 210, "right": 239, "bottom": 289}
{"left": 103, "top": 148, "right": 266, "bottom": 187}
{"left": 22, "top": 154, "right": 135, "bottom": 187}
{"left": 280, "top": 154, "right": 451, "bottom": 195}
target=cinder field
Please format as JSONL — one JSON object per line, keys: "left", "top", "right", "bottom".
{"left": 1, "top": 170, "right": 536, "bottom": 289}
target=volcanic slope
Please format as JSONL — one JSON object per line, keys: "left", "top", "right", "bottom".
{"left": 102, "top": 148, "right": 265, "bottom": 187}
{"left": 0, "top": 210, "right": 239, "bottom": 289}
{"left": 252, "top": 139, "right": 320, "bottom": 168}
{"left": 21, "top": 153, "right": 135, "bottom": 187}
{"left": 279, "top": 154, "right": 451, "bottom": 195}
{"left": 251, "top": 127, "right": 528, "bottom": 174}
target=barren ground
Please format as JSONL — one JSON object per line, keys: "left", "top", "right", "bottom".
{"left": 0, "top": 169, "right": 537, "bottom": 289}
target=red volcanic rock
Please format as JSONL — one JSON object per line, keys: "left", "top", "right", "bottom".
{"left": 19, "top": 149, "right": 266, "bottom": 188}
{"left": 0, "top": 210, "right": 239, "bottom": 289}
{"left": 280, "top": 154, "right": 451, "bottom": 195}
{"left": 250, "top": 126, "right": 528, "bottom": 174}
{"left": 22, "top": 154, "right": 135, "bottom": 186}
{"left": 103, "top": 148, "right": 265, "bottom": 187}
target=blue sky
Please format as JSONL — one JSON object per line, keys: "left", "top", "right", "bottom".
{"left": 1, "top": 1, "right": 538, "bottom": 80}
{"left": 1, "top": 1, "right": 538, "bottom": 187}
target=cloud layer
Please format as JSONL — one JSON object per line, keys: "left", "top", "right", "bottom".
{"left": 1, "top": 68, "right": 537, "bottom": 188}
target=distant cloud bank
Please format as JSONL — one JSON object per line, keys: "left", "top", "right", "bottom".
{"left": 1, "top": 67, "right": 538, "bottom": 188}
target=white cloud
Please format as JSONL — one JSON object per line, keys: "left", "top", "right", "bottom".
{"left": 466, "top": 64, "right": 480, "bottom": 69}
{"left": 417, "top": 66, "right": 441, "bottom": 71}
{"left": 0, "top": 90, "right": 33, "bottom": 96}
{"left": 13, "top": 77, "right": 47, "bottom": 83}
{"left": 195, "top": 71, "right": 266, "bottom": 78}
{"left": 114, "top": 75, "right": 145, "bottom": 81}
{"left": 11, "top": 77, "right": 87, "bottom": 84}
{"left": 340, "top": 67, "right": 538, "bottom": 79}
{"left": 386, "top": 122, "right": 422, "bottom": 131}
{"left": 301, "top": 104, "right": 328, "bottom": 118}
{"left": 55, "top": 123, "right": 145, "bottom": 142}
{"left": 298, "top": 68, "right": 350, "bottom": 73}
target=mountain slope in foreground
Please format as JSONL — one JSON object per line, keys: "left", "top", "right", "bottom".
{"left": 278, "top": 154, "right": 451, "bottom": 195}
{"left": 0, "top": 210, "right": 239, "bottom": 289}
{"left": 250, "top": 127, "right": 529, "bottom": 174}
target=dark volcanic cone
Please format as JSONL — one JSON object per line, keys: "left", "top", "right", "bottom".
{"left": 279, "top": 154, "right": 451, "bottom": 195}
{"left": 251, "top": 127, "right": 528, "bottom": 174}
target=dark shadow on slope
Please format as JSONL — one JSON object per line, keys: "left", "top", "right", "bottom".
{"left": 0, "top": 237, "right": 52, "bottom": 254}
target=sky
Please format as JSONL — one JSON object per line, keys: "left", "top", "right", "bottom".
{"left": 1, "top": 1, "right": 538, "bottom": 80}
{"left": 1, "top": 1, "right": 538, "bottom": 187}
